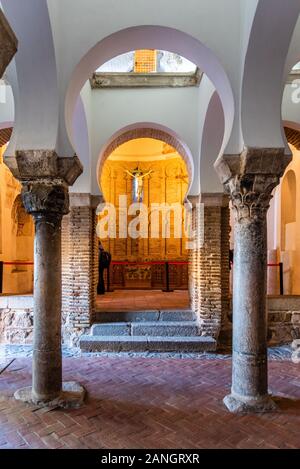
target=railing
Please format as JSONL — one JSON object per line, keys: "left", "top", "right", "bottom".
{"left": 0, "top": 261, "right": 34, "bottom": 294}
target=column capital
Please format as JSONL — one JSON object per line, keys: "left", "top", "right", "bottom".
{"left": 22, "top": 181, "right": 69, "bottom": 223}
{"left": 6, "top": 150, "right": 83, "bottom": 223}
{"left": 215, "top": 147, "right": 291, "bottom": 222}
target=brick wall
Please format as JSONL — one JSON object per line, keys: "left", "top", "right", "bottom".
{"left": 221, "top": 206, "right": 231, "bottom": 331}
{"left": 61, "top": 196, "right": 99, "bottom": 346}
{"left": 189, "top": 196, "right": 230, "bottom": 339}
{"left": 189, "top": 202, "right": 201, "bottom": 313}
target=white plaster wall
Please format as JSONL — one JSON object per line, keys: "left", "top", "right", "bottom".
{"left": 46, "top": 0, "right": 245, "bottom": 157}
{"left": 74, "top": 72, "right": 227, "bottom": 197}
{"left": 87, "top": 86, "right": 201, "bottom": 196}
{"left": 200, "top": 91, "right": 225, "bottom": 193}
{"left": 71, "top": 87, "right": 92, "bottom": 193}
{"left": 0, "top": 84, "right": 14, "bottom": 126}
{"left": 241, "top": 0, "right": 300, "bottom": 150}
{"left": 282, "top": 84, "right": 300, "bottom": 129}
{"left": 2, "top": 0, "right": 59, "bottom": 152}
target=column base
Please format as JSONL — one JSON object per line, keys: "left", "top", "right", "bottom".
{"left": 14, "top": 381, "right": 86, "bottom": 409}
{"left": 223, "top": 393, "right": 277, "bottom": 414}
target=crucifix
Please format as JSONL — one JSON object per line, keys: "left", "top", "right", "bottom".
{"left": 125, "top": 166, "right": 154, "bottom": 202}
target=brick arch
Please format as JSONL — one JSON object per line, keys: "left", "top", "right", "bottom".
{"left": 98, "top": 124, "right": 194, "bottom": 194}
{"left": 0, "top": 127, "right": 13, "bottom": 147}
{"left": 284, "top": 126, "right": 300, "bottom": 151}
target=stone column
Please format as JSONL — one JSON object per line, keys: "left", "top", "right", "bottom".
{"left": 10, "top": 150, "right": 85, "bottom": 408}
{"left": 188, "top": 194, "right": 230, "bottom": 340}
{"left": 215, "top": 148, "right": 291, "bottom": 412}
{"left": 23, "top": 182, "right": 68, "bottom": 402}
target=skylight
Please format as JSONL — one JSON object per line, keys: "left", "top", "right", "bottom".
{"left": 97, "top": 50, "right": 197, "bottom": 74}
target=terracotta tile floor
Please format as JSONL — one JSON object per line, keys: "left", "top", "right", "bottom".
{"left": 0, "top": 356, "right": 300, "bottom": 449}
{"left": 96, "top": 290, "right": 190, "bottom": 311}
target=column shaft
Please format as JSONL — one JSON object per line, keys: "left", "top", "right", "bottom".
{"left": 32, "top": 214, "right": 62, "bottom": 401}
{"left": 232, "top": 214, "right": 268, "bottom": 399}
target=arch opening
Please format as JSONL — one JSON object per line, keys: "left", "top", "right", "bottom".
{"left": 65, "top": 25, "right": 235, "bottom": 160}
{"left": 0, "top": 143, "right": 34, "bottom": 296}
{"left": 97, "top": 124, "right": 194, "bottom": 196}
{"left": 96, "top": 133, "right": 191, "bottom": 310}
{"left": 266, "top": 126, "right": 300, "bottom": 296}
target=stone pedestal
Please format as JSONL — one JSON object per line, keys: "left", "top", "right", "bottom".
{"left": 215, "top": 147, "right": 291, "bottom": 413}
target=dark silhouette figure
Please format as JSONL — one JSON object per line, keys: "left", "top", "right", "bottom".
{"left": 97, "top": 243, "right": 112, "bottom": 295}
{"left": 229, "top": 249, "right": 234, "bottom": 270}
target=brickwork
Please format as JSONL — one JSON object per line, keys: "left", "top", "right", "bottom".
{"left": 91, "top": 209, "right": 99, "bottom": 322}
{"left": 220, "top": 206, "right": 231, "bottom": 330}
{"left": 189, "top": 196, "right": 230, "bottom": 339}
{"left": 2, "top": 191, "right": 300, "bottom": 349}
{"left": 100, "top": 127, "right": 193, "bottom": 184}
{"left": 61, "top": 199, "right": 98, "bottom": 346}
{"left": 189, "top": 202, "right": 201, "bottom": 313}
{"left": 134, "top": 49, "right": 157, "bottom": 73}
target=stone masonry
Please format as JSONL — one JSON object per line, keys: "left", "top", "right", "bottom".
{"left": 2, "top": 294, "right": 300, "bottom": 347}
{"left": 0, "top": 296, "right": 33, "bottom": 344}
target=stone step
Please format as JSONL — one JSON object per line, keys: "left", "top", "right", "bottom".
{"left": 80, "top": 335, "right": 217, "bottom": 353}
{"left": 93, "top": 310, "right": 195, "bottom": 323}
{"left": 91, "top": 321, "right": 200, "bottom": 337}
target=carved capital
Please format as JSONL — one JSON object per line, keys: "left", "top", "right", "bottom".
{"left": 22, "top": 181, "right": 69, "bottom": 224}
{"left": 227, "top": 174, "right": 280, "bottom": 222}
{"left": 0, "top": 10, "right": 18, "bottom": 78}
{"left": 214, "top": 147, "right": 291, "bottom": 222}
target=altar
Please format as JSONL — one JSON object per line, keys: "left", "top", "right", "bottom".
{"left": 106, "top": 260, "right": 188, "bottom": 290}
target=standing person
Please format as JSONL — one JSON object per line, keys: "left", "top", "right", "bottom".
{"left": 97, "top": 242, "right": 112, "bottom": 295}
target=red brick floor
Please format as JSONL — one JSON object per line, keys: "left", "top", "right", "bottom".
{"left": 0, "top": 356, "right": 300, "bottom": 449}
{"left": 96, "top": 290, "right": 190, "bottom": 312}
